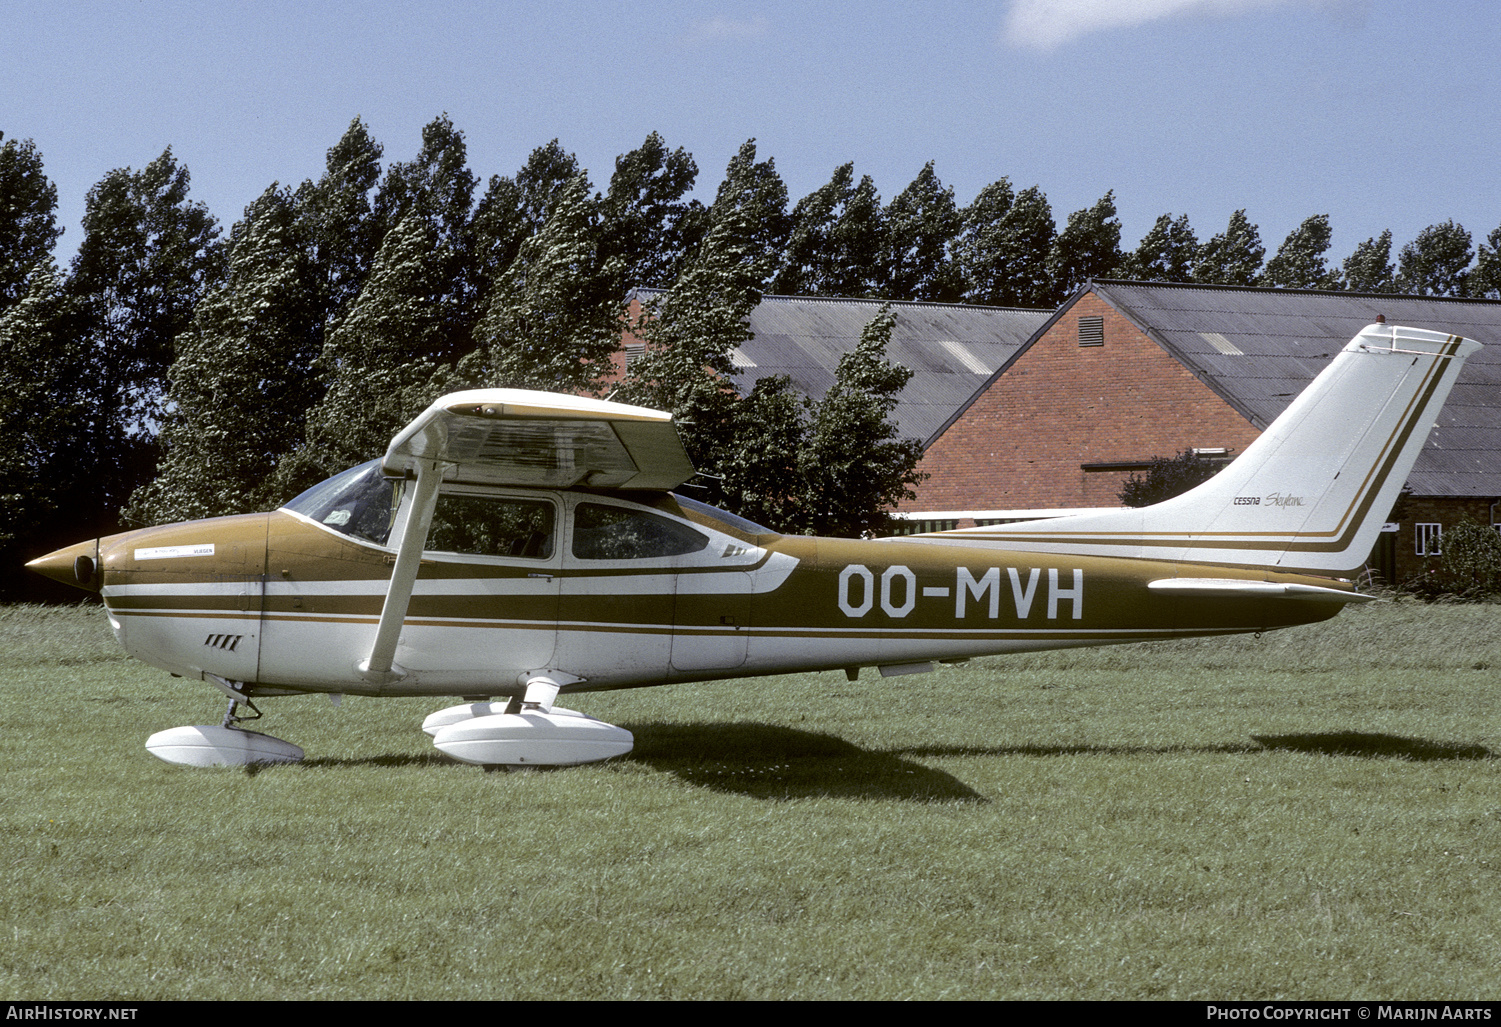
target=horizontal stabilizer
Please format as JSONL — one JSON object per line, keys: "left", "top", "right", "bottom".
{"left": 1148, "top": 578, "right": 1375, "bottom": 604}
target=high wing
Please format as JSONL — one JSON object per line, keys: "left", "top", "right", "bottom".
{"left": 362, "top": 389, "right": 695, "bottom": 683}
{"left": 381, "top": 388, "right": 696, "bottom": 492}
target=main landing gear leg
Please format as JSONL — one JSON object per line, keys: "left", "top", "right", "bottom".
{"left": 144, "top": 676, "right": 304, "bottom": 768}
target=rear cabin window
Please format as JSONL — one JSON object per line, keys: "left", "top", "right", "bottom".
{"left": 427, "top": 494, "right": 555, "bottom": 560}
{"left": 572, "top": 503, "right": 709, "bottom": 561}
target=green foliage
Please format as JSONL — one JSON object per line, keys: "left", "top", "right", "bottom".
{"left": 1261, "top": 213, "right": 1339, "bottom": 289}
{"left": 293, "top": 117, "right": 385, "bottom": 336}
{"left": 470, "top": 139, "right": 584, "bottom": 301}
{"left": 793, "top": 305, "right": 925, "bottom": 535}
{"left": 274, "top": 213, "right": 460, "bottom": 496}
{"left": 618, "top": 140, "right": 784, "bottom": 466}
{"left": 469, "top": 174, "right": 624, "bottom": 394}
{"left": 0, "top": 263, "right": 89, "bottom": 551}
{"left": 881, "top": 161, "right": 962, "bottom": 302}
{"left": 125, "top": 185, "right": 323, "bottom": 526}
{"left": 1118, "top": 449, "right": 1223, "bottom": 507}
{"left": 1340, "top": 229, "right": 1397, "bottom": 292}
{"left": 369, "top": 115, "right": 479, "bottom": 361}
{"left": 953, "top": 180, "right": 1056, "bottom": 307}
{"left": 775, "top": 162, "right": 885, "bottom": 298}
{"left": 0, "top": 133, "right": 63, "bottom": 310}
{"left": 1192, "top": 209, "right": 1264, "bottom": 285}
{"left": 715, "top": 306, "right": 925, "bottom": 536}
{"left": 1396, "top": 220, "right": 1473, "bottom": 297}
{"left": 1428, "top": 520, "right": 1501, "bottom": 598}
{"left": 1472, "top": 226, "right": 1501, "bottom": 300}
{"left": 599, "top": 132, "right": 701, "bottom": 291}
{"left": 1047, "top": 190, "right": 1124, "bottom": 300}
{"left": 1118, "top": 212, "right": 1197, "bottom": 282}
{"left": 58, "top": 148, "right": 224, "bottom": 539}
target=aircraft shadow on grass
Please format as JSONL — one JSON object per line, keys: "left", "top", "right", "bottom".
{"left": 281, "top": 723, "right": 982, "bottom": 801}
{"left": 1250, "top": 731, "right": 1494, "bottom": 761}
{"left": 896, "top": 734, "right": 1494, "bottom": 762}
{"left": 248, "top": 729, "right": 1492, "bottom": 781}
{"left": 622, "top": 721, "right": 988, "bottom": 802}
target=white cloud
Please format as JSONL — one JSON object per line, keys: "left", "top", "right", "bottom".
{"left": 1001, "top": 0, "right": 1333, "bottom": 50}
{"left": 682, "top": 15, "right": 771, "bottom": 47}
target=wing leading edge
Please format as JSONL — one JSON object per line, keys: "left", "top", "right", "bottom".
{"left": 382, "top": 388, "right": 696, "bottom": 492}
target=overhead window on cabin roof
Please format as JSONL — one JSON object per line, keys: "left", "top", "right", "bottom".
{"left": 1078, "top": 316, "right": 1104, "bottom": 347}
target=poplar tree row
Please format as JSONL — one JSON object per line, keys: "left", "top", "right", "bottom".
{"left": 3, "top": 118, "right": 1500, "bottom": 598}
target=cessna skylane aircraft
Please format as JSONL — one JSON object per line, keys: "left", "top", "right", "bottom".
{"left": 28, "top": 323, "right": 1479, "bottom": 768}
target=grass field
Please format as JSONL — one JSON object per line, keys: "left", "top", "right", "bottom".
{"left": 2, "top": 601, "right": 1499, "bottom": 1000}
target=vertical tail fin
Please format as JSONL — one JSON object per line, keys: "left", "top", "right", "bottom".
{"left": 946, "top": 324, "right": 1479, "bottom": 575}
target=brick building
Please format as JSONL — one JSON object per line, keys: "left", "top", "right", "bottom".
{"left": 901, "top": 280, "right": 1501, "bottom": 585}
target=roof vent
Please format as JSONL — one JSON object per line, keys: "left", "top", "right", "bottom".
{"left": 1078, "top": 316, "right": 1104, "bottom": 347}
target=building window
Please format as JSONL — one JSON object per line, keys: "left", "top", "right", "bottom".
{"left": 1078, "top": 316, "right": 1104, "bottom": 347}
{"left": 1416, "top": 523, "right": 1442, "bottom": 556}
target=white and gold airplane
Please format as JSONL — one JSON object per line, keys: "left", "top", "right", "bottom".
{"left": 28, "top": 323, "right": 1479, "bottom": 768}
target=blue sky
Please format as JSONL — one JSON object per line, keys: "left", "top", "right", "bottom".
{"left": 6, "top": 0, "right": 1497, "bottom": 271}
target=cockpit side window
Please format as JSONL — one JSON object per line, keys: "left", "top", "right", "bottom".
{"left": 282, "top": 460, "right": 401, "bottom": 546}
{"left": 572, "top": 502, "right": 709, "bottom": 561}
{"left": 427, "top": 494, "right": 555, "bottom": 560}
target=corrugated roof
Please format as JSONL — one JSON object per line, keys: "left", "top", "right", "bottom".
{"left": 739, "top": 295, "right": 1050, "bottom": 443}
{"left": 1094, "top": 280, "right": 1501, "bottom": 498}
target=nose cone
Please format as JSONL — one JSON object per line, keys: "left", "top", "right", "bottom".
{"left": 26, "top": 539, "right": 102, "bottom": 591}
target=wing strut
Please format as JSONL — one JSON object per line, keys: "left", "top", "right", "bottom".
{"left": 358, "top": 457, "right": 442, "bottom": 684}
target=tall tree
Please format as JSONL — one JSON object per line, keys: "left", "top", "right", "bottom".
{"left": 293, "top": 117, "right": 385, "bottom": 337}
{"left": 273, "top": 212, "right": 459, "bottom": 496}
{"left": 1471, "top": 225, "right": 1501, "bottom": 300}
{"left": 599, "top": 132, "right": 700, "bottom": 290}
{"left": 67, "top": 147, "right": 224, "bottom": 527}
{"left": 1118, "top": 213, "right": 1198, "bottom": 282}
{"left": 881, "top": 162, "right": 962, "bottom": 302}
{"left": 710, "top": 306, "right": 924, "bottom": 537}
{"left": 1340, "top": 230, "right": 1397, "bottom": 293}
{"left": 471, "top": 139, "right": 583, "bottom": 302}
{"left": 618, "top": 140, "right": 787, "bottom": 471}
{"left": 0, "top": 133, "right": 63, "bottom": 310}
{"left": 775, "top": 162, "right": 885, "bottom": 297}
{"left": 793, "top": 305, "right": 925, "bottom": 536}
{"left": 701, "top": 138, "right": 791, "bottom": 292}
{"left": 1192, "top": 209, "right": 1264, "bottom": 285}
{"left": 370, "top": 114, "right": 479, "bottom": 360}
{"left": 0, "top": 262, "right": 88, "bottom": 575}
{"left": 954, "top": 181, "right": 1056, "bottom": 307}
{"left": 1396, "top": 220, "right": 1473, "bottom": 296}
{"left": 468, "top": 174, "right": 624, "bottom": 394}
{"left": 1262, "top": 214, "right": 1339, "bottom": 290}
{"left": 126, "top": 185, "right": 322, "bottom": 526}
{"left": 1047, "top": 190, "right": 1124, "bottom": 301}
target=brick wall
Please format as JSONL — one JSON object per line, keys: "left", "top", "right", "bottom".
{"left": 908, "top": 293, "right": 1263, "bottom": 511}
{"left": 1384, "top": 495, "right": 1497, "bottom": 585}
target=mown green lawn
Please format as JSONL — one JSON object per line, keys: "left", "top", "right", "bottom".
{"left": 2, "top": 601, "right": 1498, "bottom": 999}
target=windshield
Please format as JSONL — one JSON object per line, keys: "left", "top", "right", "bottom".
{"left": 282, "top": 460, "right": 402, "bottom": 546}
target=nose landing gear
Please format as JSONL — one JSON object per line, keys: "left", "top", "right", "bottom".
{"left": 144, "top": 676, "right": 303, "bottom": 767}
